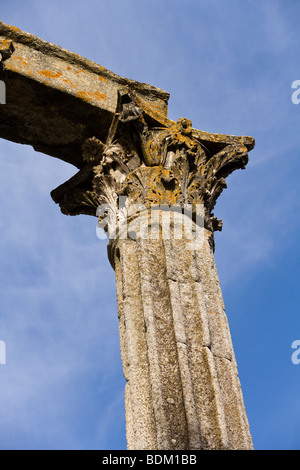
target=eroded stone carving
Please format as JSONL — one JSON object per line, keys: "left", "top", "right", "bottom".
{"left": 0, "top": 39, "right": 14, "bottom": 71}
{"left": 52, "top": 89, "right": 254, "bottom": 240}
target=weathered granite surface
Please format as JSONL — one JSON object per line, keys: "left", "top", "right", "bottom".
{"left": 113, "top": 213, "right": 253, "bottom": 450}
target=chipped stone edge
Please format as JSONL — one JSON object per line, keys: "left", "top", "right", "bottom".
{"left": 0, "top": 20, "right": 170, "bottom": 105}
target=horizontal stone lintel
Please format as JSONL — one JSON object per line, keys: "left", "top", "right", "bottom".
{"left": 0, "top": 21, "right": 254, "bottom": 171}
{"left": 0, "top": 21, "right": 170, "bottom": 168}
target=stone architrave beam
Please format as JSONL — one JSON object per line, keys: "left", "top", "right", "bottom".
{"left": 0, "top": 21, "right": 255, "bottom": 450}
{"left": 0, "top": 21, "right": 169, "bottom": 168}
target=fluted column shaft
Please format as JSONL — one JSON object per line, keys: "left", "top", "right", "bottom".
{"left": 112, "top": 211, "right": 252, "bottom": 450}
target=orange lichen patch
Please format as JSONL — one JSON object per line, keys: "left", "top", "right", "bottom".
{"left": 134, "top": 92, "right": 169, "bottom": 119}
{"left": 94, "top": 91, "right": 107, "bottom": 100}
{"left": 66, "top": 66, "right": 72, "bottom": 71}
{"left": 136, "top": 96, "right": 171, "bottom": 127}
{"left": 7, "top": 24, "right": 22, "bottom": 33}
{"left": 149, "top": 101, "right": 168, "bottom": 118}
{"left": 38, "top": 70, "right": 63, "bottom": 79}
{"left": 76, "top": 90, "right": 107, "bottom": 103}
{"left": 97, "top": 75, "right": 107, "bottom": 83}
{"left": 0, "top": 38, "right": 15, "bottom": 60}
{"left": 12, "top": 56, "right": 28, "bottom": 65}
{"left": 73, "top": 70, "right": 87, "bottom": 75}
{"left": 61, "top": 78, "right": 77, "bottom": 89}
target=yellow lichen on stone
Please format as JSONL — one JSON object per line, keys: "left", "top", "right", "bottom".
{"left": 38, "top": 70, "right": 63, "bottom": 79}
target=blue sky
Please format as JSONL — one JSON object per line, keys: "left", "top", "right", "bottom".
{"left": 0, "top": 0, "right": 299, "bottom": 450}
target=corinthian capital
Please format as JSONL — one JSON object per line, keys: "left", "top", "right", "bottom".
{"left": 51, "top": 90, "right": 254, "bottom": 236}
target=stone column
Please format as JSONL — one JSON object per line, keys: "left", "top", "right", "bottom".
{"left": 0, "top": 21, "right": 254, "bottom": 451}
{"left": 110, "top": 211, "right": 252, "bottom": 450}
{"left": 51, "top": 90, "right": 255, "bottom": 450}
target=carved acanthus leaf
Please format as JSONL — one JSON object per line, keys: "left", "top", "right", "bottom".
{"left": 52, "top": 89, "right": 254, "bottom": 235}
